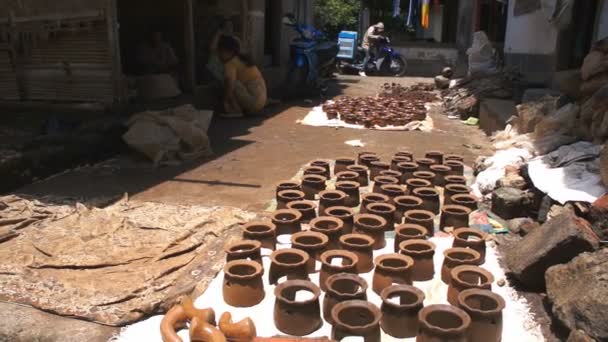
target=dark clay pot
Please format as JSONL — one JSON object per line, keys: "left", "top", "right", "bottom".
{"left": 268, "top": 248, "right": 310, "bottom": 285}
{"left": 365, "top": 202, "right": 396, "bottom": 231}
{"left": 416, "top": 304, "right": 471, "bottom": 342}
{"left": 398, "top": 239, "right": 436, "bottom": 282}
{"left": 406, "top": 178, "right": 432, "bottom": 194}
{"left": 380, "top": 169, "right": 403, "bottom": 180}
{"left": 319, "top": 250, "right": 359, "bottom": 291}
{"left": 287, "top": 200, "right": 318, "bottom": 223}
{"left": 276, "top": 190, "right": 306, "bottom": 209}
{"left": 445, "top": 175, "right": 467, "bottom": 186}
{"left": 403, "top": 210, "right": 435, "bottom": 237}
{"left": 412, "top": 171, "right": 437, "bottom": 186}
{"left": 339, "top": 234, "right": 375, "bottom": 273}
{"left": 223, "top": 260, "right": 265, "bottom": 307}
{"left": 391, "top": 156, "right": 411, "bottom": 171}
{"left": 310, "top": 216, "right": 344, "bottom": 250}
{"left": 242, "top": 221, "right": 277, "bottom": 251}
{"left": 440, "top": 205, "right": 472, "bottom": 232}
{"left": 304, "top": 165, "right": 328, "bottom": 177}
{"left": 318, "top": 190, "right": 347, "bottom": 216}
{"left": 271, "top": 209, "right": 303, "bottom": 235}
{"left": 353, "top": 214, "right": 387, "bottom": 250}
{"left": 453, "top": 228, "right": 487, "bottom": 264}
{"left": 457, "top": 289, "right": 505, "bottom": 342}
{"left": 335, "top": 181, "right": 361, "bottom": 208}
{"left": 347, "top": 165, "right": 370, "bottom": 187}
{"left": 441, "top": 247, "right": 482, "bottom": 284}
{"left": 360, "top": 193, "right": 389, "bottom": 214}
{"left": 445, "top": 160, "right": 465, "bottom": 176}
{"left": 397, "top": 162, "right": 419, "bottom": 184}
{"left": 336, "top": 171, "right": 360, "bottom": 183}
{"left": 370, "top": 161, "right": 390, "bottom": 179}
{"left": 274, "top": 280, "right": 322, "bottom": 336}
{"left": 380, "top": 184, "right": 406, "bottom": 203}
{"left": 225, "top": 240, "right": 262, "bottom": 265}
{"left": 357, "top": 151, "right": 377, "bottom": 163}
{"left": 323, "top": 273, "right": 368, "bottom": 325}
{"left": 430, "top": 164, "right": 452, "bottom": 187}
{"left": 359, "top": 154, "right": 380, "bottom": 167}
{"left": 451, "top": 194, "right": 478, "bottom": 212}
{"left": 380, "top": 285, "right": 425, "bottom": 338}
{"left": 394, "top": 224, "right": 428, "bottom": 252}
{"left": 311, "top": 159, "right": 331, "bottom": 179}
{"left": 415, "top": 158, "right": 437, "bottom": 172}
{"left": 372, "top": 175, "right": 399, "bottom": 193}
{"left": 445, "top": 154, "right": 464, "bottom": 162}
{"left": 413, "top": 187, "right": 441, "bottom": 215}
{"left": 444, "top": 184, "right": 471, "bottom": 205}
{"left": 291, "top": 231, "right": 329, "bottom": 273}
{"left": 325, "top": 206, "right": 355, "bottom": 234}
{"left": 395, "top": 150, "right": 414, "bottom": 160}
{"left": 394, "top": 195, "right": 423, "bottom": 223}
{"left": 301, "top": 174, "right": 327, "bottom": 200}
{"left": 331, "top": 300, "right": 382, "bottom": 342}
{"left": 276, "top": 180, "right": 301, "bottom": 198}
{"left": 425, "top": 151, "right": 444, "bottom": 164}
{"left": 335, "top": 157, "right": 356, "bottom": 175}
{"left": 447, "top": 265, "right": 495, "bottom": 306}
{"left": 372, "top": 253, "right": 414, "bottom": 295}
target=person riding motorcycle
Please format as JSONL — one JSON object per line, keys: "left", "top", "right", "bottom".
{"left": 360, "top": 22, "right": 387, "bottom": 77}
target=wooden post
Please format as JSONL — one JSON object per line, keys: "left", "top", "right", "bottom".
{"left": 106, "top": 0, "right": 122, "bottom": 106}
{"left": 184, "top": 0, "right": 195, "bottom": 91}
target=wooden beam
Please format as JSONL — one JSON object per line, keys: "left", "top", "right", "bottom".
{"left": 106, "top": 0, "right": 122, "bottom": 105}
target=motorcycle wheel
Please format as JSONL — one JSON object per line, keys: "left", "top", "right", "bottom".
{"left": 335, "top": 60, "right": 346, "bottom": 75}
{"left": 391, "top": 56, "right": 407, "bottom": 77}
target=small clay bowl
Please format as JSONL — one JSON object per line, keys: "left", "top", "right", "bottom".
{"left": 291, "top": 231, "right": 329, "bottom": 273}
{"left": 380, "top": 169, "right": 403, "bottom": 179}
{"left": 451, "top": 194, "right": 478, "bottom": 212}
{"left": 457, "top": 289, "right": 506, "bottom": 342}
{"left": 335, "top": 181, "right": 361, "bottom": 208}
{"left": 441, "top": 247, "right": 482, "bottom": 284}
{"left": 396, "top": 162, "right": 419, "bottom": 183}
{"left": 440, "top": 205, "right": 472, "bottom": 232}
{"left": 372, "top": 253, "right": 414, "bottom": 295}
{"left": 445, "top": 154, "right": 464, "bottom": 162}
{"left": 413, "top": 171, "right": 436, "bottom": 185}
{"left": 394, "top": 224, "right": 428, "bottom": 252}
{"left": 277, "top": 190, "right": 306, "bottom": 209}
{"left": 430, "top": 164, "right": 452, "bottom": 187}
{"left": 310, "top": 159, "right": 331, "bottom": 179}
{"left": 380, "top": 285, "right": 425, "bottom": 338}
{"left": 287, "top": 200, "right": 318, "bottom": 223}
{"left": 304, "top": 165, "right": 328, "bottom": 177}
{"left": 365, "top": 202, "right": 396, "bottom": 231}
{"left": 391, "top": 156, "right": 411, "bottom": 171}
{"left": 417, "top": 304, "right": 471, "bottom": 341}
{"left": 271, "top": 209, "right": 303, "bottom": 235}
{"left": 447, "top": 265, "right": 494, "bottom": 306}
{"left": 394, "top": 195, "right": 423, "bottom": 223}
{"left": 444, "top": 184, "right": 471, "bottom": 205}
{"left": 372, "top": 176, "right": 399, "bottom": 194}
{"left": 331, "top": 300, "right": 382, "bottom": 342}
{"left": 335, "top": 157, "right": 356, "bottom": 175}
{"left": 359, "top": 154, "right": 381, "bottom": 167}
{"left": 445, "top": 160, "right": 465, "bottom": 175}
{"left": 425, "top": 151, "right": 444, "bottom": 164}
{"left": 347, "top": 165, "right": 370, "bottom": 187}
{"left": 370, "top": 161, "right": 390, "bottom": 179}
{"left": 339, "top": 234, "right": 375, "bottom": 273}
{"left": 274, "top": 280, "right": 322, "bottom": 336}
{"left": 381, "top": 184, "right": 406, "bottom": 203}
{"left": 323, "top": 273, "right": 368, "bottom": 325}
{"left": 445, "top": 175, "right": 467, "bottom": 186}
{"left": 319, "top": 250, "right": 359, "bottom": 291}
{"left": 336, "top": 171, "right": 360, "bottom": 183}
{"left": 242, "top": 221, "right": 277, "bottom": 250}
{"left": 405, "top": 178, "right": 432, "bottom": 194}
{"left": 223, "top": 259, "right": 265, "bottom": 307}
{"left": 310, "top": 216, "right": 344, "bottom": 250}
{"left": 318, "top": 190, "right": 347, "bottom": 216}
{"left": 268, "top": 248, "right": 310, "bottom": 285}
{"left": 353, "top": 214, "right": 387, "bottom": 250}
{"left": 398, "top": 239, "right": 436, "bottom": 282}
{"left": 325, "top": 206, "right": 355, "bottom": 234}
{"left": 360, "top": 193, "right": 390, "bottom": 214}
{"left": 453, "top": 228, "right": 487, "bottom": 263}
{"left": 412, "top": 187, "right": 441, "bottom": 215}
{"left": 225, "top": 240, "right": 263, "bottom": 265}
{"left": 301, "top": 174, "right": 328, "bottom": 200}
{"left": 415, "top": 158, "right": 437, "bottom": 171}
{"left": 276, "top": 180, "right": 301, "bottom": 198}
{"left": 403, "top": 209, "right": 435, "bottom": 237}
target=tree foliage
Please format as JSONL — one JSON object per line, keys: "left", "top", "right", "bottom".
{"left": 314, "top": 0, "right": 361, "bottom": 38}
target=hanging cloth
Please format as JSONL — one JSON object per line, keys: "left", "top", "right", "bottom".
{"left": 406, "top": 0, "right": 416, "bottom": 27}
{"left": 421, "top": 0, "right": 430, "bottom": 29}
{"left": 393, "top": 0, "right": 401, "bottom": 17}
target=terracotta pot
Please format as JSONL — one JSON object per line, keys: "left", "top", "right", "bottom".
{"left": 291, "top": 231, "right": 329, "bottom": 273}
{"left": 335, "top": 181, "right": 361, "bottom": 208}
{"left": 398, "top": 239, "right": 436, "bottom": 281}
{"left": 310, "top": 216, "right": 344, "bottom": 250}
{"left": 287, "top": 200, "right": 318, "bottom": 223}
{"left": 276, "top": 180, "right": 301, "bottom": 198}
{"left": 445, "top": 154, "right": 464, "bottom": 162}
{"left": 412, "top": 171, "right": 437, "bottom": 186}
{"left": 274, "top": 280, "right": 322, "bottom": 336}
{"left": 318, "top": 190, "right": 347, "bottom": 216}
{"left": 395, "top": 150, "right": 414, "bottom": 160}
{"left": 222, "top": 260, "right": 265, "bottom": 307}
{"left": 323, "top": 273, "right": 368, "bottom": 324}
{"left": 357, "top": 151, "right": 378, "bottom": 164}
{"left": 451, "top": 194, "right": 478, "bottom": 212}
{"left": 339, "top": 234, "right": 375, "bottom": 273}
{"left": 269, "top": 248, "right": 310, "bottom": 285}
{"left": 425, "top": 151, "right": 444, "bottom": 165}
{"left": 359, "top": 154, "right": 380, "bottom": 167}
{"left": 360, "top": 193, "right": 389, "bottom": 214}
{"left": 325, "top": 206, "right": 355, "bottom": 234}
{"left": 412, "top": 187, "right": 440, "bottom": 215}
{"left": 445, "top": 175, "right": 467, "bottom": 186}
{"left": 331, "top": 300, "right": 382, "bottom": 342}
{"left": 441, "top": 247, "right": 482, "bottom": 284}
{"left": 335, "top": 157, "right": 356, "bottom": 175}
{"left": 403, "top": 210, "right": 435, "bottom": 237}
{"left": 394, "top": 224, "right": 428, "bottom": 252}
{"left": 394, "top": 195, "right": 423, "bottom": 223}
{"left": 440, "top": 205, "right": 471, "bottom": 231}
{"left": 301, "top": 174, "right": 328, "bottom": 200}
{"left": 372, "top": 253, "right": 414, "bottom": 294}
{"left": 242, "top": 221, "right": 277, "bottom": 250}
{"left": 272, "top": 209, "right": 303, "bottom": 235}
{"left": 365, "top": 202, "right": 396, "bottom": 231}
{"left": 311, "top": 160, "right": 331, "bottom": 179}
{"left": 406, "top": 178, "right": 432, "bottom": 194}
{"left": 396, "top": 162, "right": 419, "bottom": 184}
{"left": 415, "top": 158, "right": 436, "bottom": 172}
{"left": 336, "top": 171, "right": 359, "bottom": 183}
{"left": 346, "top": 165, "right": 370, "bottom": 186}
{"left": 380, "top": 285, "right": 425, "bottom": 338}
{"left": 457, "top": 289, "right": 505, "bottom": 342}
{"left": 447, "top": 265, "right": 494, "bottom": 306}
{"left": 304, "top": 165, "right": 327, "bottom": 178}
{"left": 319, "top": 250, "right": 359, "bottom": 291}
{"left": 225, "top": 240, "right": 263, "bottom": 265}
{"left": 353, "top": 214, "right": 387, "bottom": 250}
{"left": 391, "top": 156, "right": 411, "bottom": 170}
{"left": 277, "top": 190, "right": 306, "bottom": 209}
{"left": 372, "top": 175, "right": 399, "bottom": 193}
{"left": 380, "top": 184, "right": 406, "bottom": 203}
{"left": 444, "top": 184, "right": 471, "bottom": 205}
{"left": 453, "top": 228, "right": 487, "bottom": 263}
{"left": 417, "top": 304, "right": 471, "bottom": 342}
{"left": 380, "top": 169, "right": 403, "bottom": 180}
{"left": 445, "top": 160, "right": 465, "bottom": 176}
{"left": 370, "top": 161, "right": 390, "bottom": 179}
{"left": 430, "top": 165, "right": 452, "bottom": 187}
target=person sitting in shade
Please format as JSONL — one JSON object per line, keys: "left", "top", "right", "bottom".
{"left": 136, "top": 29, "right": 179, "bottom": 75}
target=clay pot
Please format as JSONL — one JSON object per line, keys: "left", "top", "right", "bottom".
{"left": 406, "top": 178, "right": 432, "bottom": 194}
{"left": 445, "top": 154, "right": 464, "bottom": 162}
{"left": 430, "top": 165, "right": 452, "bottom": 187}
{"left": 304, "top": 165, "right": 327, "bottom": 177}
{"left": 453, "top": 228, "right": 487, "bottom": 263}
{"left": 317, "top": 190, "right": 346, "bottom": 215}
{"left": 301, "top": 174, "right": 328, "bottom": 200}
{"left": 347, "top": 165, "right": 370, "bottom": 186}
{"left": 335, "top": 157, "right": 356, "bottom": 175}
{"left": 447, "top": 265, "right": 495, "bottom": 306}
{"left": 445, "top": 160, "right": 465, "bottom": 175}
{"left": 372, "top": 253, "right": 414, "bottom": 295}
{"left": 440, "top": 205, "right": 471, "bottom": 231}
{"left": 353, "top": 214, "right": 387, "bottom": 250}
{"left": 222, "top": 260, "right": 265, "bottom": 307}
{"left": 276, "top": 190, "right": 306, "bottom": 209}
{"left": 396, "top": 162, "right": 419, "bottom": 184}
{"left": 372, "top": 175, "right": 399, "bottom": 193}
{"left": 417, "top": 304, "right": 471, "bottom": 342}
{"left": 357, "top": 151, "right": 378, "bottom": 164}
{"left": 225, "top": 240, "right": 263, "bottom": 265}
{"left": 441, "top": 247, "right": 482, "bottom": 284}
{"left": 445, "top": 175, "right": 467, "bottom": 186}
{"left": 395, "top": 150, "right": 414, "bottom": 160}
{"left": 274, "top": 280, "right": 322, "bottom": 336}
{"left": 319, "top": 250, "right": 359, "bottom": 291}
{"left": 311, "top": 160, "right": 331, "bottom": 179}
{"left": 291, "top": 231, "right": 329, "bottom": 273}
{"left": 380, "top": 184, "right": 406, "bottom": 203}
{"left": 415, "top": 158, "right": 436, "bottom": 171}
{"left": 271, "top": 209, "right": 303, "bottom": 235}
{"left": 451, "top": 194, "right": 478, "bottom": 212}
{"left": 331, "top": 300, "right": 382, "bottom": 342}
{"left": 276, "top": 180, "right": 301, "bottom": 198}
{"left": 359, "top": 154, "right": 380, "bottom": 167}
{"left": 287, "top": 200, "right": 318, "bottom": 223}
{"left": 365, "top": 202, "right": 396, "bottom": 231}
{"left": 360, "top": 193, "right": 389, "bottom": 214}
{"left": 444, "top": 184, "right": 471, "bottom": 205}
{"left": 412, "top": 187, "right": 440, "bottom": 215}
{"left": 310, "top": 216, "right": 344, "bottom": 250}
{"left": 323, "top": 273, "right": 368, "bottom": 324}
{"left": 370, "top": 161, "right": 390, "bottom": 179}
{"left": 457, "top": 289, "right": 505, "bottom": 342}
{"left": 336, "top": 171, "right": 359, "bottom": 183}
{"left": 398, "top": 239, "right": 436, "bottom": 281}
{"left": 380, "top": 285, "right": 425, "bottom": 338}
{"left": 380, "top": 169, "right": 403, "bottom": 180}
{"left": 242, "top": 221, "right": 277, "bottom": 250}
{"left": 412, "top": 171, "right": 436, "bottom": 185}
{"left": 394, "top": 195, "right": 423, "bottom": 223}
{"left": 391, "top": 156, "right": 411, "bottom": 170}
{"left": 268, "top": 248, "right": 310, "bottom": 285}
{"left": 403, "top": 210, "right": 435, "bottom": 237}
{"left": 394, "top": 224, "right": 428, "bottom": 252}
{"left": 425, "top": 151, "right": 444, "bottom": 164}
{"left": 325, "top": 206, "right": 355, "bottom": 234}
{"left": 335, "top": 181, "right": 361, "bottom": 207}
{"left": 339, "top": 234, "right": 375, "bottom": 273}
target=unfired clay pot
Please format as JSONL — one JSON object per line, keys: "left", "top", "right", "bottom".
{"left": 274, "top": 280, "right": 322, "bottom": 336}
{"left": 372, "top": 175, "right": 399, "bottom": 193}
{"left": 291, "top": 231, "right": 329, "bottom": 273}
{"left": 276, "top": 180, "right": 301, "bottom": 198}
{"left": 445, "top": 160, "right": 465, "bottom": 176}
{"left": 395, "top": 150, "right": 414, "bottom": 160}
{"left": 323, "top": 273, "right": 368, "bottom": 324}
{"left": 457, "top": 289, "right": 505, "bottom": 342}
{"left": 359, "top": 154, "right": 380, "bottom": 167}
{"left": 425, "top": 151, "right": 444, "bottom": 164}
{"left": 271, "top": 209, "right": 303, "bottom": 235}
{"left": 331, "top": 300, "right": 382, "bottom": 342}
{"left": 336, "top": 171, "right": 359, "bottom": 183}
{"left": 335, "top": 181, "right": 361, "bottom": 208}
{"left": 222, "top": 260, "right": 265, "bottom": 307}
{"left": 441, "top": 247, "right": 482, "bottom": 284}
{"left": 310, "top": 216, "right": 344, "bottom": 250}
{"left": 380, "top": 169, "right": 403, "bottom": 180}
{"left": 451, "top": 194, "right": 478, "bottom": 212}
{"left": 394, "top": 195, "right": 423, "bottom": 223}
{"left": 430, "top": 164, "right": 452, "bottom": 187}
{"left": 366, "top": 202, "right": 396, "bottom": 232}
{"left": 335, "top": 157, "right": 356, "bottom": 175}
{"left": 391, "top": 156, "right": 411, "bottom": 171}
{"left": 453, "top": 228, "right": 487, "bottom": 264}
{"left": 416, "top": 304, "right": 471, "bottom": 342}
{"left": 360, "top": 193, "right": 389, "bottom": 214}
{"left": 444, "top": 184, "right": 471, "bottom": 205}
{"left": 412, "top": 171, "right": 437, "bottom": 186}
{"left": 353, "top": 214, "right": 388, "bottom": 250}
{"left": 304, "top": 165, "right": 327, "bottom": 177}
{"left": 413, "top": 187, "right": 440, "bottom": 215}
{"left": 325, "top": 206, "right": 355, "bottom": 234}
{"left": 445, "top": 154, "right": 464, "bottom": 162}
{"left": 242, "top": 221, "right": 277, "bottom": 250}
{"left": 287, "top": 200, "right": 318, "bottom": 223}
{"left": 319, "top": 250, "right": 359, "bottom": 291}
{"left": 339, "top": 234, "right": 375, "bottom": 273}
{"left": 268, "top": 248, "right": 310, "bottom": 285}
{"left": 370, "top": 161, "right": 390, "bottom": 179}
{"left": 447, "top": 265, "right": 494, "bottom": 306}
{"left": 398, "top": 239, "right": 436, "bottom": 281}
{"left": 394, "top": 224, "right": 428, "bottom": 252}
{"left": 380, "top": 285, "right": 425, "bottom": 338}
{"left": 301, "top": 174, "right": 328, "bottom": 200}
{"left": 445, "top": 175, "right": 467, "bottom": 186}
{"left": 225, "top": 240, "right": 263, "bottom": 265}
{"left": 318, "top": 190, "right": 347, "bottom": 216}
{"left": 276, "top": 190, "right": 306, "bottom": 209}
{"left": 406, "top": 178, "right": 432, "bottom": 194}
{"left": 397, "top": 162, "right": 419, "bottom": 184}
{"left": 440, "top": 205, "right": 471, "bottom": 231}
{"left": 403, "top": 210, "right": 435, "bottom": 237}
{"left": 347, "top": 164, "right": 370, "bottom": 186}
{"left": 415, "top": 158, "right": 437, "bottom": 171}
{"left": 381, "top": 184, "right": 406, "bottom": 203}
{"left": 372, "top": 253, "right": 414, "bottom": 295}
{"left": 311, "top": 160, "right": 331, "bottom": 179}
{"left": 357, "top": 151, "right": 377, "bottom": 162}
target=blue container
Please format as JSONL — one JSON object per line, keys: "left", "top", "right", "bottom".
{"left": 337, "top": 31, "right": 358, "bottom": 60}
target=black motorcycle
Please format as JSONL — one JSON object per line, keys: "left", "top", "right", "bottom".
{"left": 336, "top": 37, "right": 407, "bottom": 77}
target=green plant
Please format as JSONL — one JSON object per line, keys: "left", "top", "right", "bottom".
{"left": 314, "top": 0, "right": 362, "bottom": 39}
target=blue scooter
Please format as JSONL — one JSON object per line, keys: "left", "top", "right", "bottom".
{"left": 336, "top": 35, "right": 407, "bottom": 77}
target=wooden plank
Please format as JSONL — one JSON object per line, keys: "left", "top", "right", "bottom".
{"left": 106, "top": 0, "right": 122, "bottom": 104}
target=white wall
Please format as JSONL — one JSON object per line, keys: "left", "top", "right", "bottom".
{"left": 504, "top": 0, "right": 559, "bottom": 55}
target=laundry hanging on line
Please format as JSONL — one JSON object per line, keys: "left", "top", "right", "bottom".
{"left": 421, "top": 0, "right": 430, "bottom": 29}
{"left": 393, "top": 0, "right": 401, "bottom": 17}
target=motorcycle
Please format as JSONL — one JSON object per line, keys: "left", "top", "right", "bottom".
{"left": 336, "top": 36, "right": 407, "bottom": 77}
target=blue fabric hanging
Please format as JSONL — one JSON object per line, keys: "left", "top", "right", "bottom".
{"left": 406, "top": 0, "right": 416, "bottom": 26}
{"left": 393, "top": 0, "right": 401, "bottom": 17}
